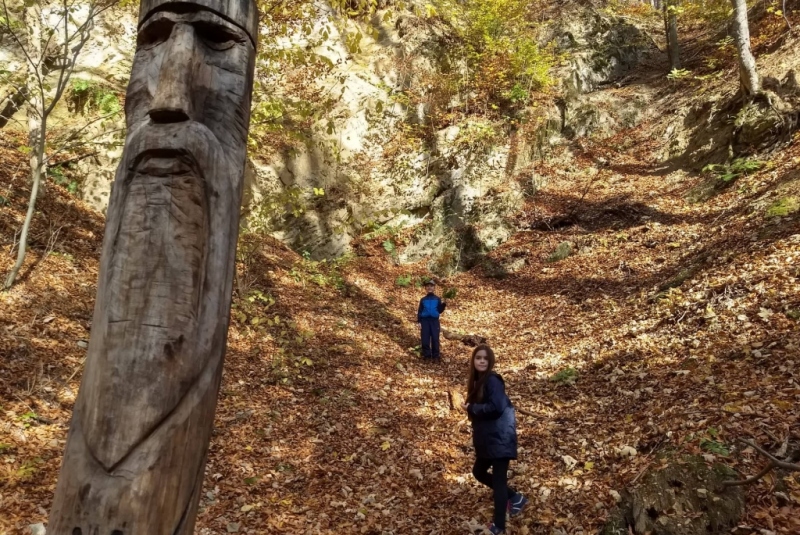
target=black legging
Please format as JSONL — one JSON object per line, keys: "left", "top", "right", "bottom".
{"left": 472, "top": 458, "right": 518, "bottom": 529}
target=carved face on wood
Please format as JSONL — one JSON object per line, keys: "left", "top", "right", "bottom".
{"left": 78, "top": 2, "right": 256, "bottom": 470}
{"left": 126, "top": 5, "right": 255, "bottom": 154}
{"left": 47, "top": 2, "right": 257, "bottom": 532}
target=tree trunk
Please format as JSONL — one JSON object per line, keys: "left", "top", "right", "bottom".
{"left": 4, "top": 115, "right": 45, "bottom": 288}
{"left": 46, "top": 0, "right": 258, "bottom": 532}
{"left": 730, "top": 0, "right": 760, "bottom": 96}
{"left": 663, "top": 1, "right": 681, "bottom": 70}
{"left": 4, "top": 6, "right": 45, "bottom": 289}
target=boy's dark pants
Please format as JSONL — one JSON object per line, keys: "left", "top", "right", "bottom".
{"left": 473, "top": 458, "right": 518, "bottom": 529}
{"left": 419, "top": 318, "right": 440, "bottom": 359}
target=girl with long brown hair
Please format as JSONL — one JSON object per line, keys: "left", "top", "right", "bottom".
{"left": 462, "top": 344, "right": 528, "bottom": 534}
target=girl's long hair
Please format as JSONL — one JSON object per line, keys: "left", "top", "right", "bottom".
{"left": 467, "top": 344, "right": 496, "bottom": 403}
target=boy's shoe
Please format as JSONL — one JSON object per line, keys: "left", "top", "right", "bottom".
{"left": 508, "top": 493, "right": 529, "bottom": 517}
{"left": 485, "top": 523, "right": 505, "bottom": 534}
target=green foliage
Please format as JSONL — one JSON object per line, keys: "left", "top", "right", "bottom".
{"left": 682, "top": 0, "right": 734, "bottom": 26}
{"left": 667, "top": 68, "right": 692, "bottom": 81}
{"left": 443, "top": 287, "right": 457, "bottom": 299}
{"left": 248, "top": 185, "right": 319, "bottom": 233}
{"left": 48, "top": 165, "right": 78, "bottom": 194}
{"left": 18, "top": 411, "right": 38, "bottom": 428}
{"left": 434, "top": 0, "right": 554, "bottom": 110}
{"left": 395, "top": 273, "right": 413, "bottom": 287}
{"left": 702, "top": 158, "right": 764, "bottom": 183}
{"left": 603, "top": 0, "right": 659, "bottom": 18}
{"left": 507, "top": 83, "right": 529, "bottom": 103}
{"left": 766, "top": 4, "right": 786, "bottom": 19}
{"left": 290, "top": 254, "right": 350, "bottom": 291}
{"left": 382, "top": 240, "right": 396, "bottom": 255}
{"left": 14, "top": 458, "right": 42, "bottom": 482}
{"left": 547, "top": 241, "right": 574, "bottom": 263}
{"left": 550, "top": 367, "right": 579, "bottom": 385}
{"left": 246, "top": 289, "right": 275, "bottom": 307}
{"left": 69, "top": 79, "right": 121, "bottom": 116}
{"left": 454, "top": 120, "right": 501, "bottom": 150}
{"left": 248, "top": 0, "right": 346, "bottom": 154}
{"left": 766, "top": 197, "right": 798, "bottom": 217}
{"left": 361, "top": 220, "right": 402, "bottom": 241}
{"left": 700, "top": 428, "right": 730, "bottom": 456}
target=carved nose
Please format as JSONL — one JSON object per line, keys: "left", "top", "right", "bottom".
{"left": 149, "top": 24, "right": 196, "bottom": 123}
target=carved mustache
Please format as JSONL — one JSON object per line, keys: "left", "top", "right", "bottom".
{"left": 121, "top": 120, "right": 231, "bottom": 177}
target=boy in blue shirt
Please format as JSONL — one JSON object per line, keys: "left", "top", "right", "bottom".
{"left": 417, "top": 279, "right": 447, "bottom": 362}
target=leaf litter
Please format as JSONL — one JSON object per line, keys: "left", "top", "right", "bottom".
{"left": 1, "top": 39, "right": 800, "bottom": 535}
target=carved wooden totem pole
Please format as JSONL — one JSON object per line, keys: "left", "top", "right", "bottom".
{"left": 48, "top": 1, "right": 257, "bottom": 532}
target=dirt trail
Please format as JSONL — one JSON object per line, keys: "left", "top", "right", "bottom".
{"left": 2, "top": 112, "right": 799, "bottom": 533}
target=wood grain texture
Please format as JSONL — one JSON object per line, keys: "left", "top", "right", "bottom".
{"left": 47, "top": 3, "right": 257, "bottom": 533}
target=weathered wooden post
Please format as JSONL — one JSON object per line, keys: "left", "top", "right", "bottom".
{"left": 47, "top": 0, "right": 257, "bottom": 532}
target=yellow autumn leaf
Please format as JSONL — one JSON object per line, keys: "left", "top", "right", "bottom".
{"left": 722, "top": 403, "right": 741, "bottom": 413}
{"left": 773, "top": 399, "right": 793, "bottom": 411}
{"left": 381, "top": 441, "right": 391, "bottom": 451}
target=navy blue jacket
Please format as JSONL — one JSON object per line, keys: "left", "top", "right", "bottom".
{"left": 468, "top": 373, "right": 517, "bottom": 460}
{"left": 417, "top": 294, "right": 446, "bottom": 321}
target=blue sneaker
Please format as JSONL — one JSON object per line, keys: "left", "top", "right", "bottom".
{"left": 486, "top": 523, "right": 505, "bottom": 534}
{"left": 508, "top": 493, "right": 529, "bottom": 517}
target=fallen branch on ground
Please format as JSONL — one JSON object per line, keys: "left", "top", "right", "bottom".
{"left": 721, "top": 437, "right": 800, "bottom": 488}
{"left": 442, "top": 329, "right": 486, "bottom": 347}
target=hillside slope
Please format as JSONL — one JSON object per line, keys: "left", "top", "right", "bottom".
{"left": 1, "top": 6, "right": 800, "bottom": 535}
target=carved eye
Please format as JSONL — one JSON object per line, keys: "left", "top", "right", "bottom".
{"left": 138, "top": 18, "right": 174, "bottom": 50}
{"left": 193, "top": 22, "right": 240, "bottom": 51}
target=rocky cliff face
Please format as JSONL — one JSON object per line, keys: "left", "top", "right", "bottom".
{"left": 0, "top": 2, "right": 656, "bottom": 273}
{"left": 244, "top": 3, "right": 657, "bottom": 272}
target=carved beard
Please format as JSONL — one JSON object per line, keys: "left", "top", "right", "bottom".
{"left": 79, "top": 121, "right": 244, "bottom": 470}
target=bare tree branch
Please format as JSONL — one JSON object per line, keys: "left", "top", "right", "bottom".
{"left": 721, "top": 438, "right": 800, "bottom": 488}
{"left": 3, "top": 0, "right": 116, "bottom": 288}
{"left": 721, "top": 461, "right": 777, "bottom": 488}
{"left": 1, "top": 0, "right": 44, "bottom": 89}
{"left": 46, "top": 116, "right": 123, "bottom": 161}
{"left": 740, "top": 438, "right": 800, "bottom": 470}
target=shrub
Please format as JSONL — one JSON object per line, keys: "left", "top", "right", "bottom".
{"left": 702, "top": 158, "right": 764, "bottom": 183}
{"left": 69, "top": 79, "right": 121, "bottom": 116}
{"left": 766, "top": 197, "right": 798, "bottom": 217}
{"left": 550, "top": 367, "right": 579, "bottom": 385}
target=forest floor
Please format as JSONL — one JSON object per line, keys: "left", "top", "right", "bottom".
{"left": 2, "top": 14, "right": 800, "bottom": 535}
{"left": 2, "top": 120, "right": 799, "bottom": 534}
